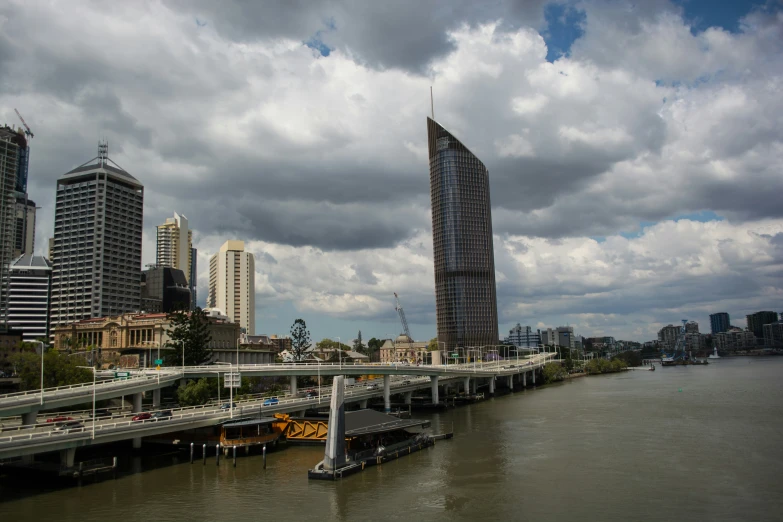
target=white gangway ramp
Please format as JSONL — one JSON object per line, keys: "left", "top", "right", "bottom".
{"left": 323, "top": 376, "right": 346, "bottom": 472}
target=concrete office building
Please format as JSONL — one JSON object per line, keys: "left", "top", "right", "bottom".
{"left": 140, "top": 266, "right": 191, "bottom": 314}
{"left": 746, "top": 311, "right": 778, "bottom": 340}
{"left": 7, "top": 255, "right": 51, "bottom": 342}
{"left": 13, "top": 194, "right": 35, "bottom": 258}
{"left": 156, "top": 213, "right": 194, "bottom": 304}
{"left": 189, "top": 247, "right": 197, "bottom": 310}
{"left": 709, "top": 313, "right": 730, "bottom": 335}
{"left": 0, "top": 126, "right": 24, "bottom": 321}
{"left": 208, "top": 240, "right": 255, "bottom": 336}
{"left": 50, "top": 143, "right": 144, "bottom": 330}
{"left": 504, "top": 324, "right": 541, "bottom": 348}
{"left": 427, "top": 117, "right": 498, "bottom": 350}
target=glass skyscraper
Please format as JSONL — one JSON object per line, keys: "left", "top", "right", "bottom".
{"left": 427, "top": 117, "right": 498, "bottom": 351}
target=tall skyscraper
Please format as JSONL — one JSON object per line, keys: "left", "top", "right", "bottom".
{"left": 208, "top": 240, "right": 255, "bottom": 335}
{"left": 427, "top": 117, "right": 498, "bottom": 350}
{"left": 13, "top": 194, "right": 35, "bottom": 258}
{"left": 709, "top": 313, "right": 730, "bottom": 335}
{"left": 0, "top": 125, "right": 24, "bottom": 322}
{"left": 156, "top": 213, "right": 192, "bottom": 279}
{"left": 50, "top": 143, "right": 144, "bottom": 329}
{"left": 7, "top": 255, "right": 52, "bottom": 342}
{"left": 746, "top": 311, "right": 778, "bottom": 339}
{"left": 190, "top": 247, "right": 198, "bottom": 309}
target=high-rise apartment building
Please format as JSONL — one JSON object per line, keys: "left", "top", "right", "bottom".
{"left": 746, "top": 311, "right": 778, "bottom": 340}
{"left": 709, "top": 312, "right": 730, "bottom": 335}
{"left": 208, "top": 240, "right": 255, "bottom": 335}
{"left": 156, "top": 213, "right": 196, "bottom": 310}
{"left": 7, "top": 255, "right": 52, "bottom": 342}
{"left": 427, "top": 117, "right": 498, "bottom": 350}
{"left": 50, "top": 143, "right": 144, "bottom": 329}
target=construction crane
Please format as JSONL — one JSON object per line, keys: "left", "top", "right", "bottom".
{"left": 14, "top": 109, "right": 34, "bottom": 139}
{"left": 394, "top": 292, "right": 413, "bottom": 342}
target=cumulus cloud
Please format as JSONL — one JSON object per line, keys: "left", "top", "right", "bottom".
{"left": 1, "top": 0, "right": 781, "bottom": 340}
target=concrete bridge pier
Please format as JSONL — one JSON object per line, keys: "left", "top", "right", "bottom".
{"left": 60, "top": 447, "right": 76, "bottom": 469}
{"left": 488, "top": 377, "right": 495, "bottom": 396}
{"left": 383, "top": 375, "right": 391, "bottom": 412}
{"left": 532, "top": 371, "right": 536, "bottom": 385}
{"left": 153, "top": 388, "right": 161, "bottom": 409}
{"left": 290, "top": 375, "right": 297, "bottom": 396}
{"left": 430, "top": 376, "right": 439, "bottom": 404}
{"left": 404, "top": 391, "right": 412, "bottom": 405}
{"left": 359, "top": 399, "right": 368, "bottom": 409}
{"left": 463, "top": 377, "right": 470, "bottom": 394}
{"left": 470, "top": 379, "right": 477, "bottom": 395}
{"left": 523, "top": 372, "right": 527, "bottom": 387}
{"left": 507, "top": 375, "right": 514, "bottom": 390}
{"left": 21, "top": 410, "right": 38, "bottom": 426}
{"left": 132, "top": 392, "right": 143, "bottom": 449}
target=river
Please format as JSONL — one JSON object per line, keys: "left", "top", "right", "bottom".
{"left": 2, "top": 356, "right": 782, "bottom": 521}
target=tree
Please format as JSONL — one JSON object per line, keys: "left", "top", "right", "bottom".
{"left": 290, "top": 319, "right": 312, "bottom": 361}
{"left": 10, "top": 350, "right": 92, "bottom": 391}
{"left": 177, "top": 378, "right": 213, "bottom": 406}
{"left": 165, "top": 307, "right": 213, "bottom": 367}
{"left": 316, "top": 338, "right": 351, "bottom": 351}
{"left": 427, "top": 337, "right": 439, "bottom": 351}
{"left": 542, "top": 362, "right": 567, "bottom": 384}
{"left": 367, "top": 338, "right": 383, "bottom": 362}
{"left": 353, "top": 330, "right": 366, "bottom": 354}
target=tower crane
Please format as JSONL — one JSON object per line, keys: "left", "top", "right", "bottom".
{"left": 394, "top": 292, "right": 413, "bottom": 342}
{"left": 14, "top": 109, "right": 34, "bottom": 139}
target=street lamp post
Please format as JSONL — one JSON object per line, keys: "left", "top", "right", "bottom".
{"left": 178, "top": 340, "right": 185, "bottom": 370}
{"left": 438, "top": 341, "right": 446, "bottom": 366}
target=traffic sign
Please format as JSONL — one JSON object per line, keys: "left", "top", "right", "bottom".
{"left": 114, "top": 371, "right": 131, "bottom": 379}
{"left": 224, "top": 372, "right": 241, "bottom": 388}
{"left": 451, "top": 354, "right": 459, "bottom": 359}
{"left": 154, "top": 359, "right": 163, "bottom": 365}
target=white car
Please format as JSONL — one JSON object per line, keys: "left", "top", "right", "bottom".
{"left": 366, "top": 383, "right": 379, "bottom": 390}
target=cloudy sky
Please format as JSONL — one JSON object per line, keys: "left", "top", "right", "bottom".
{"left": 2, "top": 0, "right": 782, "bottom": 344}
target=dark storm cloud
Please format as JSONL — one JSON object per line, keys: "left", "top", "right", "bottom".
{"left": 166, "top": 0, "right": 550, "bottom": 72}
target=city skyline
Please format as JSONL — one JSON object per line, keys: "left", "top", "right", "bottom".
{"left": 1, "top": 1, "right": 781, "bottom": 342}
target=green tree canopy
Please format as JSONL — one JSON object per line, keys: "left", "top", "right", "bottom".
{"left": 427, "top": 338, "right": 439, "bottom": 351}
{"left": 165, "top": 307, "right": 214, "bottom": 367}
{"left": 10, "top": 350, "right": 93, "bottom": 391}
{"left": 353, "top": 330, "right": 366, "bottom": 354}
{"left": 290, "top": 319, "right": 312, "bottom": 361}
{"left": 316, "top": 338, "right": 351, "bottom": 351}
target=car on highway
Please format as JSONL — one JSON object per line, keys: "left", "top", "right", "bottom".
{"left": 89, "top": 409, "right": 112, "bottom": 418}
{"left": 46, "top": 416, "right": 73, "bottom": 423}
{"left": 305, "top": 390, "right": 318, "bottom": 398}
{"left": 402, "top": 380, "right": 411, "bottom": 385}
{"left": 52, "top": 420, "right": 84, "bottom": 433}
{"left": 150, "top": 410, "right": 173, "bottom": 420}
{"left": 263, "top": 397, "right": 279, "bottom": 406}
{"left": 220, "top": 403, "right": 237, "bottom": 410}
{"left": 366, "top": 383, "right": 379, "bottom": 390}
{"left": 132, "top": 412, "right": 152, "bottom": 422}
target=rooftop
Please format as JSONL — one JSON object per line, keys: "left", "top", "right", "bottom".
{"left": 10, "top": 255, "right": 51, "bottom": 270}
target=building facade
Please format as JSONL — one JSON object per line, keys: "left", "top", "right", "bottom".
{"left": 189, "top": 247, "right": 198, "bottom": 310}
{"left": 427, "top": 117, "right": 498, "bottom": 351}
{"left": 52, "top": 312, "right": 240, "bottom": 368}
{"left": 380, "top": 336, "right": 429, "bottom": 364}
{"left": 714, "top": 328, "right": 756, "bottom": 352}
{"left": 50, "top": 143, "right": 144, "bottom": 330}
{"left": 503, "top": 324, "right": 540, "bottom": 348}
{"left": 709, "top": 313, "right": 730, "bottom": 335}
{"left": 140, "top": 267, "right": 191, "bottom": 313}
{"left": 7, "top": 255, "right": 51, "bottom": 342}
{"left": 156, "top": 213, "right": 195, "bottom": 310}
{"left": 0, "top": 126, "right": 24, "bottom": 322}
{"left": 657, "top": 325, "right": 681, "bottom": 352}
{"left": 208, "top": 240, "right": 255, "bottom": 335}
{"left": 556, "top": 326, "right": 576, "bottom": 350}
{"left": 762, "top": 321, "right": 783, "bottom": 348}
{"left": 746, "top": 311, "right": 778, "bottom": 340}
{"left": 13, "top": 194, "right": 35, "bottom": 258}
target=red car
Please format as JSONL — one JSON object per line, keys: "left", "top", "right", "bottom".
{"left": 132, "top": 412, "right": 152, "bottom": 421}
{"left": 46, "top": 416, "right": 73, "bottom": 423}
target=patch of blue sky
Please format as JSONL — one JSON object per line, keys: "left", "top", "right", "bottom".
{"left": 618, "top": 212, "right": 724, "bottom": 240}
{"left": 305, "top": 34, "right": 331, "bottom": 57}
{"left": 542, "top": 2, "right": 585, "bottom": 62}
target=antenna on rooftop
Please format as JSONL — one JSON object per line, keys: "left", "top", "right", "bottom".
{"left": 98, "top": 140, "right": 108, "bottom": 165}
{"left": 430, "top": 86, "right": 434, "bottom": 120}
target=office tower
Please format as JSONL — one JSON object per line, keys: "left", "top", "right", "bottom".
{"left": 208, "top": 240, "right": 255, "bottom": 335}
{"left": 709, "top": 312, "right": 730, "bottom": 335}
{"left": 189, "top": 247, "right": 197, "bottom": 309}
{"left": 427, "top": 117, "right": 498, "bottom": 350}
{"left": 140, "top": 266, "right": 191, "bottom": 313}
{"left": 7, "top": 255, "right": 52, "bottom": 342}
{"left": 156, "top": 212, "right": 192, "bottom": 278}
{"left": 0, "top": 126, "right": 23, "bottom": 322}
{"left": 503, "top": 324, "right": 540, "bottom": 348}
{"left": 746, "top": 311, "right": 778, "bottom": 339}
{"left": 13, "top": 194, "right": 35, "bottom": 257}
{"left": 50, "top": 143, "right": 144, "bottom": 329}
